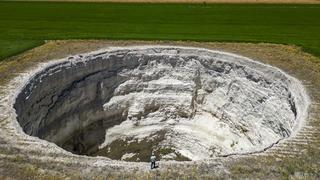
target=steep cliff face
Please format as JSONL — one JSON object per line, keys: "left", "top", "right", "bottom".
{"left": 13, "top": 46, "right": 308, "bottom": 161}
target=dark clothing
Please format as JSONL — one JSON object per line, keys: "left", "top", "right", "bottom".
{"left": 151, "top": 162, "right": 156, "bottom": 169}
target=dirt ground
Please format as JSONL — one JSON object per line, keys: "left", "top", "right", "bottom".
{"left": 7, "top": 0, "right": 320, "bottom": 4}
{"left": 0, "top": 40, "right": 319, "bottom": 179}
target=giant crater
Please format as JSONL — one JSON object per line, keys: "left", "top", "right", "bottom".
{"left": 13, "top": 46, "right": 309, "bottom": 162}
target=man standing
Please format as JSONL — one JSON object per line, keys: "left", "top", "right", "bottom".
{"left": 150, "top": 152, "right": 156, "bottom": 169}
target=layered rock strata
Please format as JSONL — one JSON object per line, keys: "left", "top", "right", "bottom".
{"left": 13, "top": 46, "right": 309, "bottom": 161}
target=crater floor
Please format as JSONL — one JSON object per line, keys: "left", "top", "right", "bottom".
{"left": 13, "top": 46, "right": 309, "bottom": 162}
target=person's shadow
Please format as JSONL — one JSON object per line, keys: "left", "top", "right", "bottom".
{"left": 151, "top": 163, "right": 159, "bottom": 169}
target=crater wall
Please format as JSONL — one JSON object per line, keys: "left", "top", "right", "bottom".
{"left": 13, "top": 46, "right": 309, "bottom": 161}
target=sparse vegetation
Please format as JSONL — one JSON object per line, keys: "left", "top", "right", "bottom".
{"left": 93, "top": 133, "right": 166, "bottom": 162}
{"left": 92, "top": 130, "right": 190, "bottom": 161}
{"left": 229, "top": 143, "right": 320, "bottom": 179}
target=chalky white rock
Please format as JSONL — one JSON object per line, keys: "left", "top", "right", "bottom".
{"left": 12, "top": 46, "right": 309, "bottom": 161}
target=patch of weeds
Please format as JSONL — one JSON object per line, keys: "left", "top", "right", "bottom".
{"left": 92, "top": 130, "right": 167, "bottom": 162}
{"left": 156, "top": 147, "right": 190, "bottom": 161}
{"left": 92, "top": 130, "right": 191, "bottom": 162}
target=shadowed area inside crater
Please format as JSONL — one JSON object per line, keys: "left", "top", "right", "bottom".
{"left": 13, "top": 47, "right": 308, "bottom": 162}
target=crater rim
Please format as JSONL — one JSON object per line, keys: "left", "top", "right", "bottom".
{"left": 10, "top": 45, "right": 310, "bottom": 162}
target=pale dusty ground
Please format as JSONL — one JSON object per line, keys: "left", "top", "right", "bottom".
{"left": 7, "top": 0, "right": 320, "bottom": 4}
{"left": 0, "top": 40, "right": 319, "bottom": 179}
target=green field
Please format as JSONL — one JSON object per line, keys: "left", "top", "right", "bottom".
{"left": 1, "top": 1, "right": 320, "bottom": 60}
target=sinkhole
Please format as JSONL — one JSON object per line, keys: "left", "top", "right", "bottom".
{"left": 13, "top": 46, "right": 309, "bottom": 162}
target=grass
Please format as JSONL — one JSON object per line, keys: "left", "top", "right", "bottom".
{"left": 0, "top": 1, "right": 320, "bottom": 61}
{"left": 229, "top": 143, "right": 320, "bottom": 179}
{"left": 0, "top": 40, "right": 43, "bottom": 60}
{"left": 92, "top": 130, "right": 190, "bottom": 162}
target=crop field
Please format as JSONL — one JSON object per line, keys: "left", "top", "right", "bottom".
{"left": 0, "top": 1, "right": 320, "bottom": 60}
